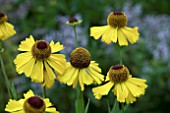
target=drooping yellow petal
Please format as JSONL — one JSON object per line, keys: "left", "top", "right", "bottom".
{"left": 79, "top": 69, "right": 93, "bottom": 91}
{"left": 67, "top": 68, "right": 79, "bottom": 86}
{"left": 90, "top": 25, "right": 109, "bottom": 40}
{"left": 92, "top": 81, "right": 114, "bottom": 99}
{"left": 47, "top": 58, "right": 64, "bottom": 75}
{"left": 18, "top": 35, "right": 35, "bottom": 51}
{"left": 125, "top": 92, "right": 137, "bottom": 104}
{"left": 105, "top": 71, "right": 110, "bottom": 82}
{"left": 43, "top": 98, "right": 52, "bottom": 107}
{"left": 14, "top": 52, "right": 34, "bottom": 75}
{"left": 121, "top": 27, "right": 139, "bottom": 44}
{"left": 121, "top": 82, "right": 129, "bottom": 98}
{"left": 87, "top": 65, "right": 104, "bottom": 84}
{"left": 102, "top": 26, "right": 117, "bottom": 44}
{"left": 50, "top": 41, "right": 64, "bottom": 53}
{"left": 124, "top": 80, "right": 145, "bottom": 97}
{"left": 24, "top": 90, "right": 34, "bottom": 99}
{"left": 48, "top": 54, "right": 66, "bottom": 75}
{"left": 0, "top": 22, "right": 16, "bottom": 40}
{"left": 89, "top": 61, "right": 101, "bottom": 73}
{"left": 129, "top": 77, "right": 147, "bottom": 88}
{"left": 43, "top": 61, "right": 56, "bottom": 88}
{"left": 30, "top": 60, "right": 43, "bottom": 82}
{"left": 117, "top": 29, "right": 128, "bottom": 46}
{"left": 5, "top": 99, "right": 23, "bottom": 112}
{"left": 115, "top": 84, "right": 126, "bottom": 102}
{"left": 46, "top": 108, "right": 59, "bottom": 113}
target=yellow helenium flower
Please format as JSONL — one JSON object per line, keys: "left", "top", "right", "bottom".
{"left": 58, "top": 47, "right": 104, "bottom": 91}
{"left": 0, "top": 12, "right": 16, "bottom": 40}
{"left": 90, "top": 12, "right": 139, "bottom": 46}
{"left": 14, "top": 35, "right": 66, "bottom": 88}
{"left": 92, "top": 65, "right": 147, "bottom": 104}
{"left": 5, "top": 90, "right": 59, "bottom": 113}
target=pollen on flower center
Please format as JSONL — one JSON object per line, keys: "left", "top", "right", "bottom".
{"left": 70, "top": 47, "right": 91, "bottom": 68}
{"left": 32, "top": 40, "right": 51, "bottom": 60}
{"left": 24, "top": 96, "right": 46, "bottom": 113}
{"left": 107, "top": 12, "right": 127, "bottom": 28}
{"left": 109, "top": 65, "right": 129, "bottom": 83}
{"left": 0, "top": 12, "right": 7, "bottom": 23}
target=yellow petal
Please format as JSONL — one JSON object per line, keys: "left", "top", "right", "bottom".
{"left": 24, "top": 90, "right": 34, "bottom": 99}
{"left": 18, "top": 35, "right": 35, "bottom": 51}
{"left": 89, "top": 61, "right": 101, "bottom": 73}
{"left": 90, "top": 25, "right": 109, "bottom": 40}
{"left": 117, "top": 29, "right": 128, "bottom": 46}
{"left": 87, "top": 64, "right": 104, "bottom": 84}
{"left": 47, "top": 58, "right": 64, "bottom": 75}
{"left": 102, "top": 26, "right": 117, "bottom": 44}
{"left": 11, "top": 110, "right": 24, "bottom": 113}
{"left": 105, "top": 71, "right": 110, "bottom": 82}
{"left": 121, "top": 83, "right": 129, "bottom": 98}
{"left": 57, "top": 65, "right": 73, "bottom": 83}
{"left": 92, "top": 81, "right": 114, "bottom": 99}
{"left": 115, "top": 84, "right": 125, "bottom": 103}
{"left": 50, "top": 41, "right": 64, "bottom": 53}
{"left": 14, "top": 52, "right": 34, "bottom": 75}
{"left": 121, "top": 27, "right": 139, "bottom": 44}
{"left": 67, "top": 68, "right": 79, "bottom": 86}
{"left": 30, "top": 60, "right": 43, "bottom": 82}
{"left": 46, "top": 108, "right": 59, "bottom": 113}
{"left": 43, "top": 98, "right": 52, "bottom": 107}
{"left": 0, "top": 22, "right": 16, "bottom": 40}
{"left": 125, "top": 80, "right": 145, "bottom": 97}
{"left": 129, "top": 77, "right": 148, "bottom": 88}
{"left": 79, "top": 69, "right": 93, "bottom": 91}
{"left": 125, "top": 92, "right": 137, "bottom": 104}
{"left": 5, "top": 99, "right": 23, "bottom": 112}
{"left": 48, "top": 54, "right": 66, "bottom": 75}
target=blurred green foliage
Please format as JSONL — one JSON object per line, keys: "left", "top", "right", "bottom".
{"left": 0, "top": 0, "right": 170, "bottom": 113}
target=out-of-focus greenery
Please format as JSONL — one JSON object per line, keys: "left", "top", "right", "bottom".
{"left": 0, "top": 0, "right": 170, "bottom": 113}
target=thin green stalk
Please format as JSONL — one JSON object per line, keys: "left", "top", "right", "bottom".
{"left": 84, "top": 98, "right": 90, "bottom": 113}
{"left": 111, "top": 100, "right": 118, "bottom": 113}
{"left": 76, "top": 84, "right": 84, "bottom": 113}
{"left": 115, "top": 43, "right": 123, "bottom": 65}
{"left": 43, "top": 87, "right": 46, "bottom": 98}
{"left": 107, "top": 99, "right": 111, "bottom": 113}
{"left": 73, "top": 26, "right": 78, "bottom": 47}
{"left": 121, "top": 103, "right": 125, "bottom": 113}
{"left": 0, "top": 53, "right": 12, "bottom": 98}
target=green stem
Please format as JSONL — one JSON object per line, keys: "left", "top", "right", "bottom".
{"left": 116, "top": 43, "right": 123, "bottom": 65}
{"left": 0, "top": 53, "right": 12, "bottom": 98}
{"left": 111, "top": 100, "right": 118, "bottom": 113}
{"left": 76, "top": 83, "right": 84, "bottom": 113}
{"left": 43, "top": 87, "right": 46, "bottom": 98}
{"left": 73, "top": 26, "right": 78, "bottom": 47}
{"left": 121, "top": 103, "right": 125, "bottom": 113}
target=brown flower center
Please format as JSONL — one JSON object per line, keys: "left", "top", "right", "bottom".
{"left": 69, "top": 18, "right": 78, "bottom": 23}
{"left": 24, "top": 96, "right": 46, "bottom": 113}
{"left": 32, "top": 40, "right": 51, "bottom": 60}
{"left": 107, "top": 12, "right": 127, "bottom": 28}
{"left": 0, "top": 12, "right": 7, "bottom": 23}
{"left": 70, "top": 47, "right": 91, "bottom": 68}
{"left": 109, "top": 65, "right": 129, "bottom": 83}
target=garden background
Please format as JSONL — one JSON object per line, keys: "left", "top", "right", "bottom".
{"left": 0, "top": 0, "right": 170, "bottom": 113}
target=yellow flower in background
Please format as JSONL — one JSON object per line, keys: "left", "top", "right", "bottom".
{"left": 92, "top": 65, "right": 147, "bottom": 104}
{"left": 58, "top": 47, "right": 104, "bottom": 91}
{"left": 14, "top": 35, "right": 66, "bottom": 88}
{"left": 5, "top": 90, "right": 59, "bottom": 113}
{"left": 0, "top": 12, "right": 16, "bottom": 40}
{"left": 90, "top": 12, "right": 139, "bottom": 46}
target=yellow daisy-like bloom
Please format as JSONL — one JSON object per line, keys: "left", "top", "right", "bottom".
{"left": 90, "top": 12, "right": 139, "bottom": 46}
{"left": 0, "top": 12, "right": 16, "bottom": 40}
{"left": 58, "top": 47, "right": 104, "bottom": 91}
{"left": 14, "top": 35, "right": 66, "bottom": 88}
{"left": 5, "top": 90, "right": 59, "bottom": 113}
{"left": 92, "top": 65, "right": 147, "bottom": 104}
